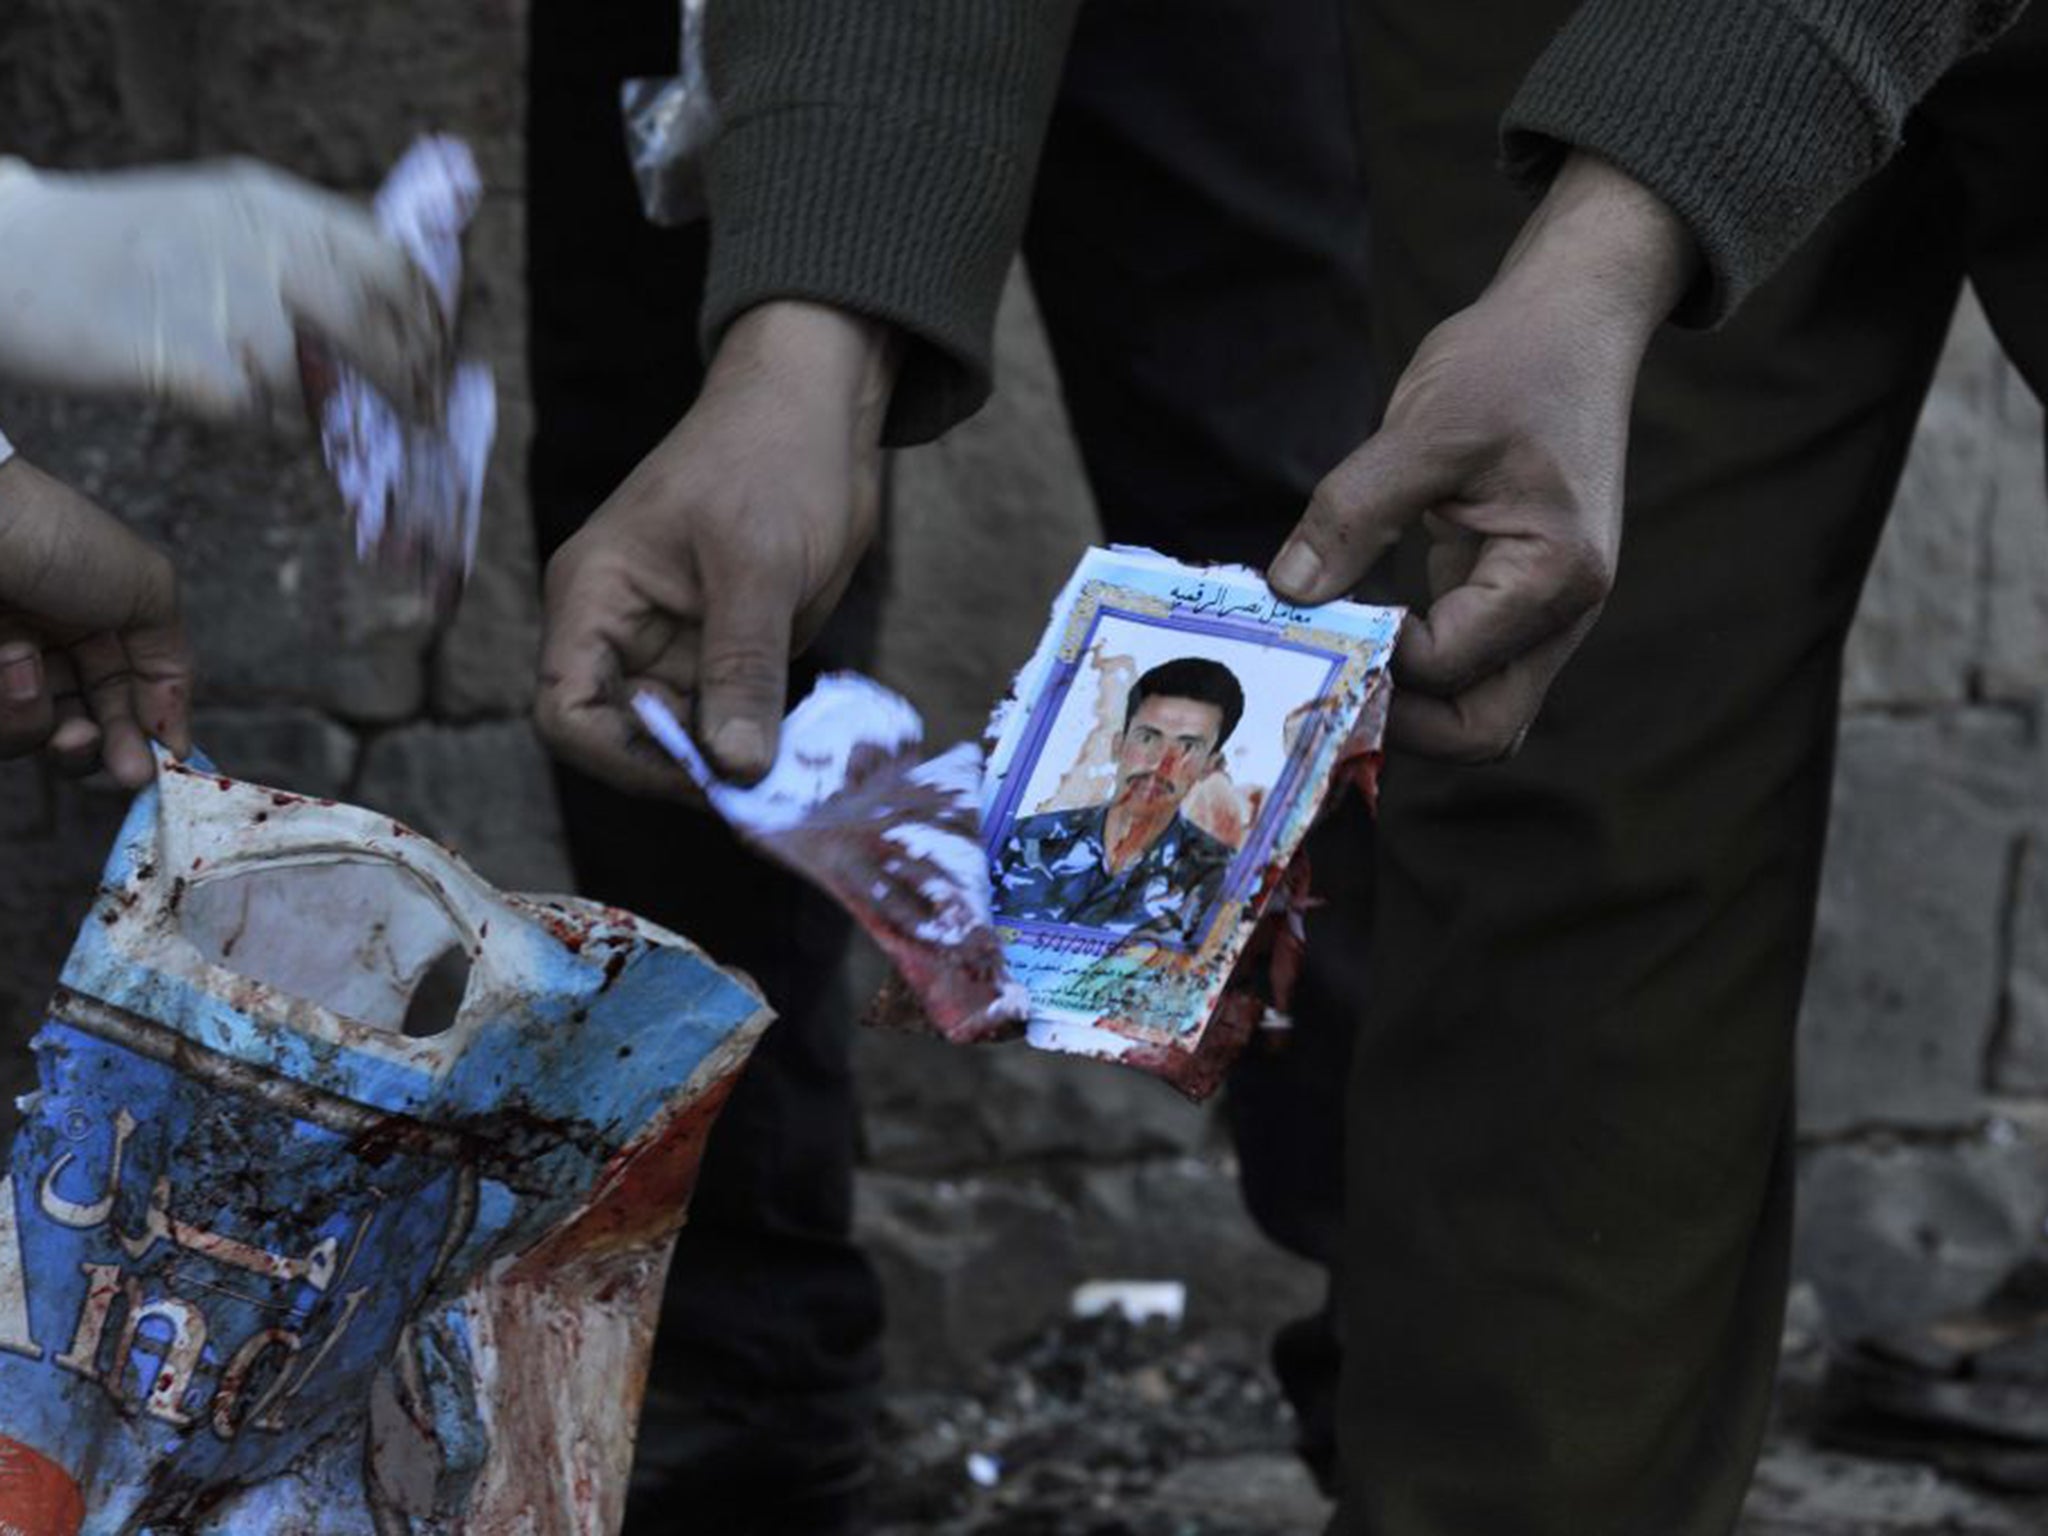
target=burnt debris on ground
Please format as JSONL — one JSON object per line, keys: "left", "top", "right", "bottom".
{"left": 872, "top": 1295, "right": 2048, "bottom": 1536}
{"left": 872, "top": 1312, "right": 1322, "bottom": 1536}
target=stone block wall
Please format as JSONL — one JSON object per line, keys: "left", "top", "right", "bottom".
{"left": 0, "top": 0, "right": 564, "bottom": 1082}
{"left": 1795, "top": 293, "right": 2048, "bottom": 1340}
{"left": 0, "top": 0, "right": 2041, "bottom": 1384}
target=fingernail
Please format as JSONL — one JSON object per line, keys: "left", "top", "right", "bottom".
{"left": 0, "top": 643, "right": 41, "bottom": 703}
{"left": 710, "top": 719, "right": 770, "bottom": 776}
{"left": 1269, "top": 541, "right": 1324, "bottom": 598}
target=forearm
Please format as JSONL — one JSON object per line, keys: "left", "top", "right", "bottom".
{"left": 1503, "top": 0, "right": 2031, "bottom": 324}
{"left": 1487, "top": 152, "right": 1700, "bottom": 360}
{"left": 707, "top": 300, "right": 903, "bottom": 449}
{"left": 701, "top": 0, "right": 1082, "bottom": 444}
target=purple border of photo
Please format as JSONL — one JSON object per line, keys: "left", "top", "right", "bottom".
{"left": 981, "top": 604, "right": 1347, "bottom": 957}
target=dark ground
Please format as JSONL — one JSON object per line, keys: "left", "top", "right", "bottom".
{"left": 872, "top": 1313, "right": 1322, "bottom": 1536}
{"left": 870, "top": 1303, "right": 2048, "bottom": 1536}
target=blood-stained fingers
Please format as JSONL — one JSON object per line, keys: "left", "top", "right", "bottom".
{"left": 0, "top": 630, "right": 53, "bottom": 762}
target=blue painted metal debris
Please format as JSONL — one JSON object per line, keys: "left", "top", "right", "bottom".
{"left": 0, "top": 754, "right": 769, "bottom": 1533}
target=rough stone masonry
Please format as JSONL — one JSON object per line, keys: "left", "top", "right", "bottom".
{"left": 0, "top": 0, "right": 2044, "bottom": 1391}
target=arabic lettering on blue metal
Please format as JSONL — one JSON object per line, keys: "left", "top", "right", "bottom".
{"left": 0, "top": 755, "right": 769, "bottom": 1534}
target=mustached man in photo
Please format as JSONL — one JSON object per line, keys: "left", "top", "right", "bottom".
{"left": 995, "top": 656, "right": 1244, "bottom": 944}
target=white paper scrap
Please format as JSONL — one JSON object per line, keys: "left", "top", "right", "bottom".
{"left": 320, "top": 135, "right": 495, "bottom": 613}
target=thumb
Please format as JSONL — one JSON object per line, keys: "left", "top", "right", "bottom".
{"left": 695, "top": 564, "right": 797, "bottom": 783}
{"left": 1268, "top": 428, "right": 1457, "bottom": 605}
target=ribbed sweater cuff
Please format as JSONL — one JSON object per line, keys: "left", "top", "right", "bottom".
{"left": 701, "top": 104, "right": 1021, "bottom": 446}
{"left": 1502, "top": 0, "right": 1897, "bottom": 328}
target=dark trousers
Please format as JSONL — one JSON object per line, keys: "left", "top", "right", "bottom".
{"left": 527, "top": 3, "right": 887, "bottom": 1512}
{"left": 1338, "top": 7, "right": 2048, "bottom": 1533}
{"left": 526, "top": 0, "right": 1379, "bottom": 1515}
{"left": 1026, "top": 0, "right": 1378, "bottom": 1476}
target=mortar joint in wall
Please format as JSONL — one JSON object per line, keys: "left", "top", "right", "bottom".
{"left": 1795, "top": 1115, "right": 2004, "bottom": 1153}
{"left": 1984, "top": 832, "right": 2031, "bottom": 1093}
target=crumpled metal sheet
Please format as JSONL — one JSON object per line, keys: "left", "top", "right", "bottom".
{"left": 318, "top": 135, "right": 495, "bottom": 615}
{"left": 0, "top": 754, "right": 768, "bottom": 1533}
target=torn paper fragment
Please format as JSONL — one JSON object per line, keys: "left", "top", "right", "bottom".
{"left": 634, "top": 681, "right": 1028, "bottom": 1042}
{"left": 980, "top": 546, "right": 1400, "bottom": 1094}
{"left": 637, "top": 675, "right": 921, "bottom": 833}
{"left": 629, "top": 554, "right": 1395, "bottom": 1098}
{"left": 318, "top": 134, "right": 495, "bottom": 614}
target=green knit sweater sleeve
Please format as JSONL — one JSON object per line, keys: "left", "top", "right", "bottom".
{"left": 1502, "top": 0, "right": 2031, "bottom": 326}
{"left": 701, "top": 1, "right": 1081, "bottom": 445}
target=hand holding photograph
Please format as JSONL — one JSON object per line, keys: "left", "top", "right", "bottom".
{"left": 638, "top": 545, "right": 1399, "bottom": 1097}
{"left": 981, "top": 547, "right": 1399, "bottom": 1084}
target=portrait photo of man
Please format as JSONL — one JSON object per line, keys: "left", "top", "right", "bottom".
{"left": 993, "top": 657, "right": 1244, "bottom": 945}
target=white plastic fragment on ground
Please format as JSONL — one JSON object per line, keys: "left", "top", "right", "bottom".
{"left": 1070, "top": 1280, "right": 1189, "bottom": 1328}
{"left": 634, "top": 680, "right": 1027, "bottom": 1043}
{"left": 318, "top": 134, "right": 496, "bottom": 614}
{"left": 0, "top": 751, "right": 768, "bottom": 1533}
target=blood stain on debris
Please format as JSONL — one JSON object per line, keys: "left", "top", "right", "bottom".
{"left": 509, "top": 1073, "right": 741, "bottom": 1276}
{"left": 525, "top": 904, "right": 593, "bottom": 954}
{"left": 344, "top": 1113, "right": 451, "bottom": 1169}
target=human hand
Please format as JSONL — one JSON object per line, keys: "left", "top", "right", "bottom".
{"left": 0, "top": 156, "right": 449, "bottom": 427}
{"left": 0, "top": 457, "right": 193, "bottom": 788}
{"left": 535, "top": 301, "right": 899, "bottom": 797}
{"left": 1268, "top": 153, "right": 1699, "bottom": 762}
